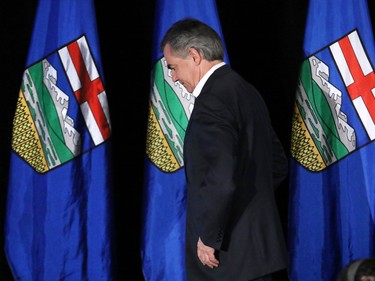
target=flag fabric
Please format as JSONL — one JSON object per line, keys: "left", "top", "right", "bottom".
{"left": 289, "top": 0, "right": 375, "bottom": 280}
{"left": 141, "top": 1, "right": 228, "bottom": 280}
{"left": 5, "top": 0, "right": 114, "bottom": 280}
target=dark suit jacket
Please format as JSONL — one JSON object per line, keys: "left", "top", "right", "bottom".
{"left": 184, "top": 64, "right": 288, "bottom": 281}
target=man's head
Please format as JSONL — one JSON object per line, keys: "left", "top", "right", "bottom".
{"left": 160, "top": 18, "right": 224, "bottom": 93}
{"left": 160, "top": 18, "right": 224, "bottom": 61}
{"left": 338, "top": 258, "right": 375, "bottom": 281}
{"left": 355, "top": 258, "right": 375, "bottom": 281}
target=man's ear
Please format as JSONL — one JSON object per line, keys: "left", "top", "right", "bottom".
{"left": 189, "top": 48, "right": 202, "bottom": 64}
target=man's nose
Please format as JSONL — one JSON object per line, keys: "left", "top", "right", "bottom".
{"left": 171, "top": 72, "right": 178, "bottom": 83}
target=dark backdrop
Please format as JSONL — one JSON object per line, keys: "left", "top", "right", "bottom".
{"left": 0, "top": 0, "right": 311, "bottom": 280}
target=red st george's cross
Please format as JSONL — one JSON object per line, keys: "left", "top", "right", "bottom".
{"left": 331, "top": 30, "right": 375, "bottom": 140}
{"left": 60, "top": 35, "right": 111, "bottom": 145}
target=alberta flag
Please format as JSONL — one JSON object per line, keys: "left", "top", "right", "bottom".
{"left": 5, "top": 0, "right": 114, "bottom": 280}
{"left": 288, "top": 0, "right": 375, "bottom": 280}
{"left": 141, "top": 0, "right": 228, "bottom": 280}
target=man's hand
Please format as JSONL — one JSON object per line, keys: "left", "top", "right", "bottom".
{"left": 197, "top": 237, "right": 219, "bottom": 268}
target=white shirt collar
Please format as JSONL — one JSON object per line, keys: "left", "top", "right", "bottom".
{"left": 192, "top": 62, "right": 226, "bottom": 98}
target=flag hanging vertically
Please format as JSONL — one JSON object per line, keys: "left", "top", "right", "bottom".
{"left": 289, "top": 0, "right": 375, "bottom": 280}
{"left": 5, "top": 0, "right": 114, "bottom": 280}
{"left": 141, "top": 1, "right": 229, "bottom": 280}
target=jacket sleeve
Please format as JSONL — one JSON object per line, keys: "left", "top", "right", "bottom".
{"left": 185, "top": 93, "right": 238, "bottom": 251}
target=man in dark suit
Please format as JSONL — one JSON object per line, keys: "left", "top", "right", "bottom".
{"left": 161, "top": 18, "right": 289, "bottom": 281}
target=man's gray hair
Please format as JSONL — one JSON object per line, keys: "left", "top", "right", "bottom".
{"left": 160, "top": 18, "right": 225, "bottom": 61}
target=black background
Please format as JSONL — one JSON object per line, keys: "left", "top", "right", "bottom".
{"left": 2, "top": 0, "right": 372, "bottom": 280}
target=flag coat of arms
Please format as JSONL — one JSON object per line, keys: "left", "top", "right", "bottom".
{"left": 289, "top": 0, "right": 375, "bottom": 280}
{"left": 5, "top": 0, "right": 114, "bottom": 280}
{"left": 141, "top": 0, "right": 229, "bottom": 280}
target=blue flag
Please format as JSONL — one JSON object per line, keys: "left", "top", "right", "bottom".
{"left": 5, "top": 0, "right": 114, "bottom": 280}
{"left": 141, "top": 1, "right": 228, "bottom": 280}
{"left": 288, "top": 0, "right": 375, "bottom": 280}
